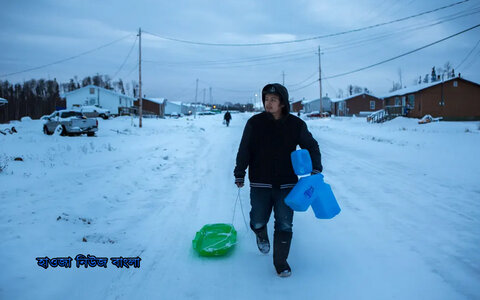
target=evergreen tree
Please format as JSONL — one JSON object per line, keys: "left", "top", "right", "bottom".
{"left": 423, "top": 74, "right": 429, "bottom": 83}
{"left": 68, "top": 79, "right": 76, "bottom": 91}
{"left": 117, "top": 79, "right": 125, "bottom": 94}
{"left": 92, "top": 74, "right": 102, "bottom": 87}
{"left": 431, "top": 67, "right": 437, "bottom": 82}
{"left": 82, "top": 76, "right": 92, "bottom": 87}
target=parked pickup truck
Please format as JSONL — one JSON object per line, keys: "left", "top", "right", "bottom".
{"left": 43, "top": 110, "right": 98, "bottom": 136}
{"left": 72, "top": 105, "right": 110, "bottom": 119}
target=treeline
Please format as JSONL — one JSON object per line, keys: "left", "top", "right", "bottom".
{"left": 0, "top": 74, "right": 137, "bottom": 123}
{"left": 60, "top": 74, "right": 137, "bottom": 96}
{"left": 0, "top": 79, "right": 63, "bottom": 123}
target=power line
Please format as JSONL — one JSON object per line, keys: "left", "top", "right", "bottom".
{"left": 139, "top": 5, "right": 479, "bottom": 73}
{"left": 324, "top": 23, "right": 480, "bottom": 80}
{"left": 290, "top": 23, "right": 480, "bottom": 91}
{"left": 288, "top": 70, "right": 318, "bottom": 87}
{"left": 143, "top": 7, "right": 479, "bottom": 71}
{"left": 144, "top": 53, "right": 314, "bottom": 70}
{"left": 322, "top": 7, "right": 480, "bottom": 54}
{"left": 0, "top": 34, "right": 134, "bottom": 78}
{"left": 142, "top": 0, "right": 470, "bottom": 47}
{"left": 456, "top": 37, "right": 480, "bottom": 69}
{"left": 459, "top": 48, "right": 480, "bottom": 72}
{"left": 143, "top": 48, "right": 315, "bottom": 68}
{"left": 125, "top": 62, "right": 139, "bottom": 78}
{"left": 112, "top": 35, "right": 138, "bottom": 79}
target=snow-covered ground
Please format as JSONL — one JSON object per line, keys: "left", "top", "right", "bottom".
{"left": 1, "top": 113, "right": 479, "bottom": 299}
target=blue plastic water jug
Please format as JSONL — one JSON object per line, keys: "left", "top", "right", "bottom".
{"left": 285, "top": 174, "right": 341, "bottom": 219}
{"left": 310, "top": 175, "right": 341, "bottom": 219}
{"left": 291, "top": 149, "right": 312, "bottom": 175}
{"left": 284, "top": 176, "right": 316, "bottom": 211}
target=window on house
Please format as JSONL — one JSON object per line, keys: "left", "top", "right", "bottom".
{"left": 453, "top": 81, "right": 458, "bottom": 87}
{"left": 407, "top": 94, "right": 415, "bottom": 108}
{"left": 370, "top": 101, "right": 375, "bottom": 110}
{"left": 90, "top": 88, "right": 95, "bottom": 95}
{"left": 395, "top": 97, "right": 401, "bottom": 106}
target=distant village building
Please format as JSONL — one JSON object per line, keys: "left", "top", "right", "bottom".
{"left": 164, "top": 101, "right": 184, "bottom": 116}
{"left": 331, "top": 93, "right": 383, "bottom": 116}
{"left": 134, "top": 97, "right": 166, "bottom": 117}
{"left": 63, "top": 85, "right": 136, "bottom": 115}
{"left": 380, "top": 76, "right": 480, "bottom": 121}
{"left": 290, "top": 99, "right": 304, "bottom": 113}
{"left": 302, "top": 96, "right": 332, "bottom": 113}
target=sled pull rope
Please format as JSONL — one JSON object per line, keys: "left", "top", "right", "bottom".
{"left": 232, "top": 188, "right": 249, "bottom": 231}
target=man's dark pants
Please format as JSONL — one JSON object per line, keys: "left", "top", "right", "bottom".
{"left": 249, "top": 187, "right": 293, "bottom": 232}
{"left": 250, "top": 186, "right": 294, "bottom": 273}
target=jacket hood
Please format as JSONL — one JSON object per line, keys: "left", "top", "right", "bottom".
{"left": 262, "top": 83, "right": 290, "bottom": 115}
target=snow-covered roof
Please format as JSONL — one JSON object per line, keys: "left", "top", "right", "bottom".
{"left": 62, "top": 85, "right": 136, "bottom": 100}
{"left": 0, "top": 97, "right": 7, "bottom": 104}
{"left": 330, "top": 92, "right": 377, "bottom": 103}
{"left": 144, "top": 97, "right": 166, "bottom": 105}
{"left": 302, "top": 97, "right": 332, "bottom": 104}
{"left": 168, "top": 101, "right": 183, "bottom": 106}
{"left": 378, "top": 76, "right": 479, "bottom": 99}
{"left": 303, "top": 98, "right": 319, "bottom": 104}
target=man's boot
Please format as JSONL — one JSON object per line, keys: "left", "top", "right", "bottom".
{"left": 273, "top": 230, "right": 293, "bottom": 277}
{"left": 253, "top": 226, "right": 270, "bottom": 254}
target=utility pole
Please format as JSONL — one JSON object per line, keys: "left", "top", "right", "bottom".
{"left": 194, "top": 78, "right": 198, "bottom": 118}
{"left": 138, "top": 27, "right": 143, "bottom": 128}
{"left": 194, "top": 79, "right": 198, "bottom": 103}
{"left": 203, "top": 88, "right": 206, "bottom": 104}
{"left": 209, "top": 87, "right": 212, "bottom": 104}
{"left": 282, "top": 71, "right": 285, "bottom": 86}
{"left": 318, "top": 46, "right": 323, "bottom": 114}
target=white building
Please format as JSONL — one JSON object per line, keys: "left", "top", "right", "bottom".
{"left": 164, "top": 101, "right": 184, "bottom": 115}
{"left": 63, "top": 85, "right": 136, "bottom": 115}
{"left": 302, "top": 96, "right": 332, "bottom": 113}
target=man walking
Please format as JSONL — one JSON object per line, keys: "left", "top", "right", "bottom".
{"left": 224, "top": 111, "right": 232, "bottom": 127}
{"left": 234, "top": 83, "right": 322, "bottom": 277}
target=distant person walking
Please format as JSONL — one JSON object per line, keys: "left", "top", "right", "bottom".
{"left": 224, "top": 111, "right": 232, "bottom": 127}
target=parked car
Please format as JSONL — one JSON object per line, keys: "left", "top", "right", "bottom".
{"left": 72, "top": 105, "right": 110, "bottom": 119}
{"left": 43, "top": 110, "right": 98, "bottom": 136}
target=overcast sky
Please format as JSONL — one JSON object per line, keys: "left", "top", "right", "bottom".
{"left": 1, "top": 0, "right": 479, "bottom": 104}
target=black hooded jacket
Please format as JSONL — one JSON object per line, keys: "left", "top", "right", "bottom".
{"left": 234, "top": 83, "right": 322, "bottom": 189}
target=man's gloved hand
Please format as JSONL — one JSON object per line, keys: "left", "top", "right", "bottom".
{"left": 235, "top": 182, "right": 244, "bottom": 188}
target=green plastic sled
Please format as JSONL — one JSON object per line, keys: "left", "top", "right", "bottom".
{"left": 192, "top": 223, "right": 237, "bottom": 257}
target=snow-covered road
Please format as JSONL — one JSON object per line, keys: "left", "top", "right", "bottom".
{"left": 1, "top": 114, "right": 479, "bottom": 299}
